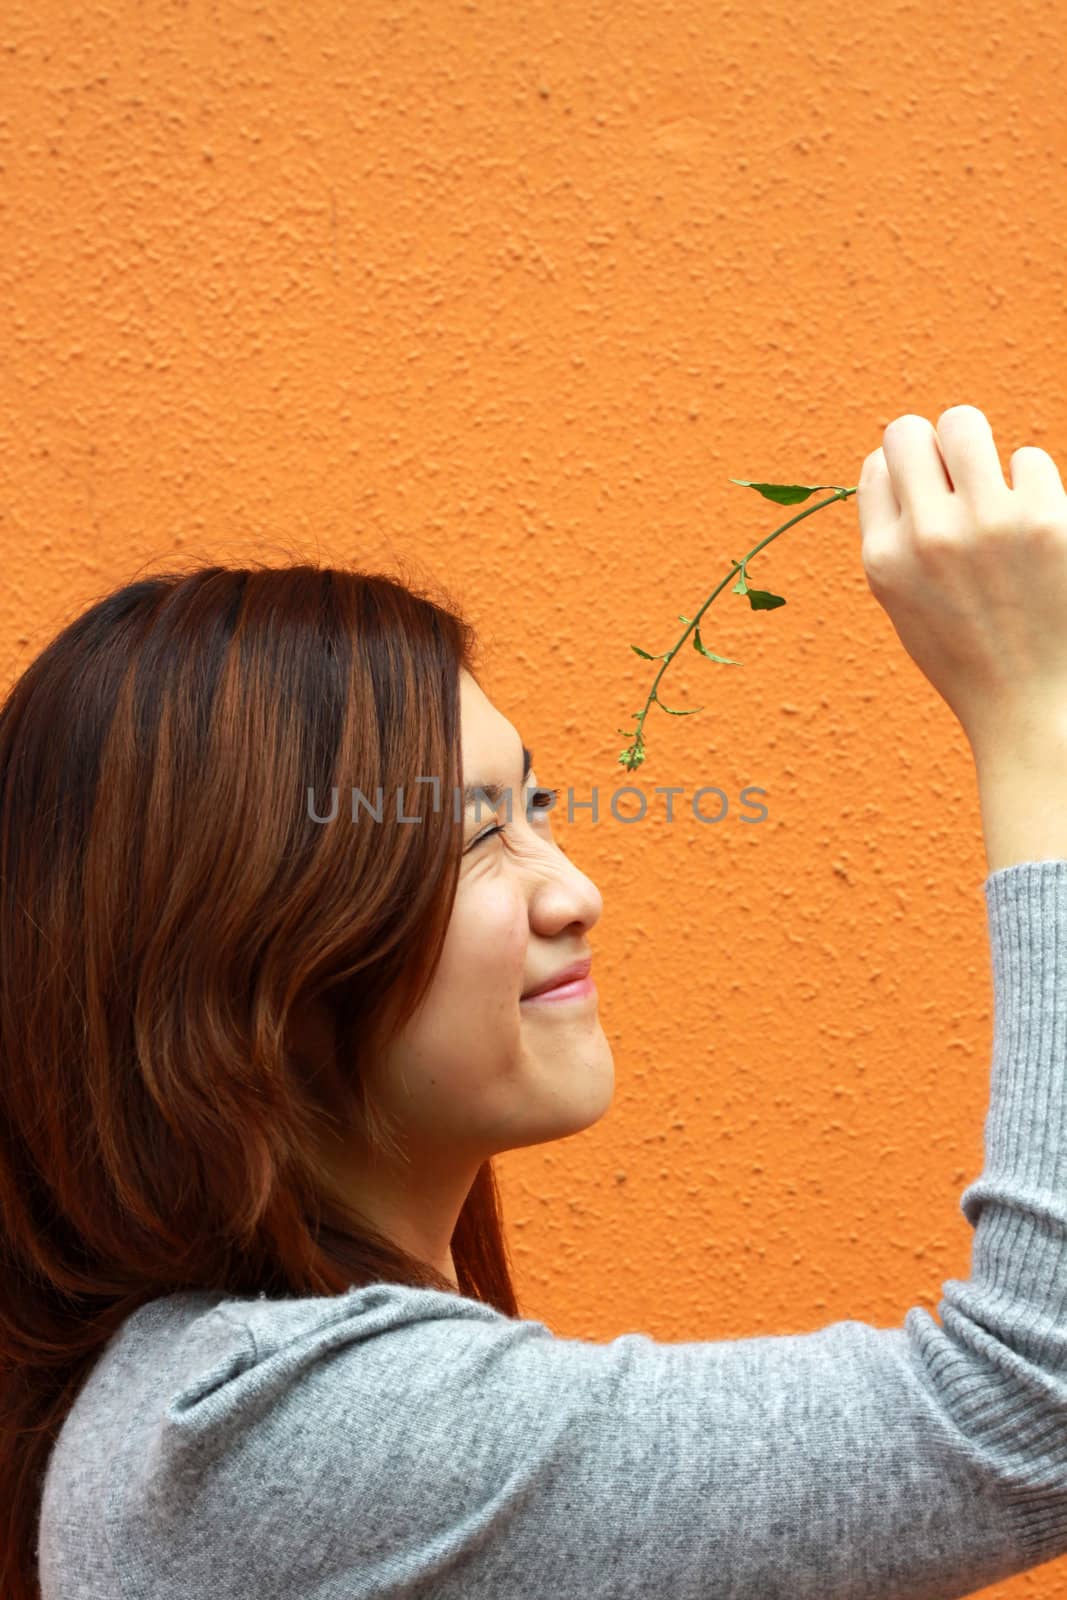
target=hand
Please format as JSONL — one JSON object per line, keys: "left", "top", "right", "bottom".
{"left": 856, "top": 405, "right": 1067, "bottom": 763}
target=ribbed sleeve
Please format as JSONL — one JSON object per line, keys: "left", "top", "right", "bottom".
{"left": 909, "top": 858, "right": 1067, "bottom": 1561}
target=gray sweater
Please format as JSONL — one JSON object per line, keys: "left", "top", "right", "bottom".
{"left": 36, "top": 859, "right": 1067, "bottom": 1599}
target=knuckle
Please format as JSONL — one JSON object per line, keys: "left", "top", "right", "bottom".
{"left": 982, "top": 499, "right": 1065, "bottom": 541}
{"left": 1024, "top": 516, "right": 1067, "bottom": 547}
{"left": 861, "top": 541, "right": 900, "bottom": 593}
{"left": 913, "top": 522, "right": 959, "bottom": 554}
{"left": 971, "top": 501, "right": 1018, "bottom": 541}
{"left": 969, "top": 512, "right": 1067, "bottom": 561}
{"left": 861, "top": 562, "right": 887, "bottom": 599}
{"left": 977, "top": 519, "right": 1018, "bottom": 545}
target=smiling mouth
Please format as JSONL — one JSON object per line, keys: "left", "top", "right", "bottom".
{"left": 520, "top": 974, "right": 597, "bottom": 1005}
{"left": 521, "top": 957, "right": 593, "bottom": 1000}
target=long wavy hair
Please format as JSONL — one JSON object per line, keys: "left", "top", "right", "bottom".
{"left": 0, "top": 560, "right": 520, "bottom": 1600}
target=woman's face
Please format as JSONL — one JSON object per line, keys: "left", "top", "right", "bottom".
{"left": 366, "top": 669, "right": 613, "bottom": 1167}
{"left": 298, "top": 668, "right": 613, "bottom": 1281}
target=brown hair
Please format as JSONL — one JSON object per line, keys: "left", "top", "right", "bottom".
{"left": 0, "top": 561, "right": 519, "bottom": 1599}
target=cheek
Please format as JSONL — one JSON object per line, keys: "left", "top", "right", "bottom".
{"left": 455, "top": 878, "right": 527, "bottom": 996}
{"left": 404, "top": 884, "right": 527, "bottom": 1104}
{"left": 419, "top": 874, "right": 529, "bottom": 1030}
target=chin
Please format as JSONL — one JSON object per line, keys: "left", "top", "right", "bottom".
{"left": 505, "top": 1043, "right": 615, "bottom": 1152}
{"left": 558, "top": 1038, "right": 616, "bottom": 1134}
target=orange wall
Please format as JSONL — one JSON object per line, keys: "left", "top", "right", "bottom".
{"left": 3, "top": 5, "right": 1066, "bottom": 1594}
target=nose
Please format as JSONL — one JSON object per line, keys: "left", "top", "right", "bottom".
{"left": 530, "top": 849, "right": 603, "bottom": 936}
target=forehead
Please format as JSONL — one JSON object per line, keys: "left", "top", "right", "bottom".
{"left": 458, "top": 670, "right": 522, "bottom": 774}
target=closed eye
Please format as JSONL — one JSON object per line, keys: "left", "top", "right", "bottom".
{"left": 470, "top": 786, "right": 560, "bottom": 849}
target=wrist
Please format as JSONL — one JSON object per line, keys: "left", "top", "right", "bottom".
{"left": 971, "top": 737, "right": 1067, "bottom": 874}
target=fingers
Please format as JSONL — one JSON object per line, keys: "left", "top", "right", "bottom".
{"left": 855, "top": 448, "right": 903, "bottom": 593}
{"left": 880, "top": 413, "right": 956, "bottom": 525}
{"left": 933, "top": 405, "right": 1010, "bottom": 514}
{"left": 1010, "top": 444, "right": 1067, "bottom": 500}
{"left": 856, "top": 446, "right": 899, "bottom": 527}
{"left": 861, "top": 406, "right": 1017, "bottom": 536}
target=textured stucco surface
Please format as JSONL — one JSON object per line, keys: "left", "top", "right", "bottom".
{"left": 3, "top": 6, "right": 1067, "bottom": 1592}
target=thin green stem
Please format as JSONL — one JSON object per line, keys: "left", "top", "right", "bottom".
{"left": 618, "top": 484, "right": 858, "bottom": 772}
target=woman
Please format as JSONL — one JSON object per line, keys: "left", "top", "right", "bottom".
{"left": 6, "top": 404, "right": 1067, "bottom": 1598}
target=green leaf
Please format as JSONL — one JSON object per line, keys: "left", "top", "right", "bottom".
{"left": 693, "top": 629, "right": 741, "bottom": 666}
{"left": 657, "top": 700, "right": 703, "bottom": 717}
{"left": 678, "top": 615, "right": 691, "bottom": 624}
{"left": 729, "top": 478, "right": 825, "bottom": 505}
{"left": 730, "top": 568, "right": 786, "bottom": 610}
{"left": 630, "top": 644, "right": 658, "bottom": 660}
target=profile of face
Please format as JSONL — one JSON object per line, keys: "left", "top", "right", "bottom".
{"left": 299, "top": 669, "right": 614, "bottom": 1279}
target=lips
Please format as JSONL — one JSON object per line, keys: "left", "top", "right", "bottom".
{"left": 521, "top": 956, "right": 593, "bottom": 1000}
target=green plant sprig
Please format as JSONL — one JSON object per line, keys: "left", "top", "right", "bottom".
{"left": 616, "top": 479, "right": 858, "bottom": 772}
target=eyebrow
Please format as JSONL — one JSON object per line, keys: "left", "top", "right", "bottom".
{"left": 462, "top": 744, "right": 533, "bottom": 810}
